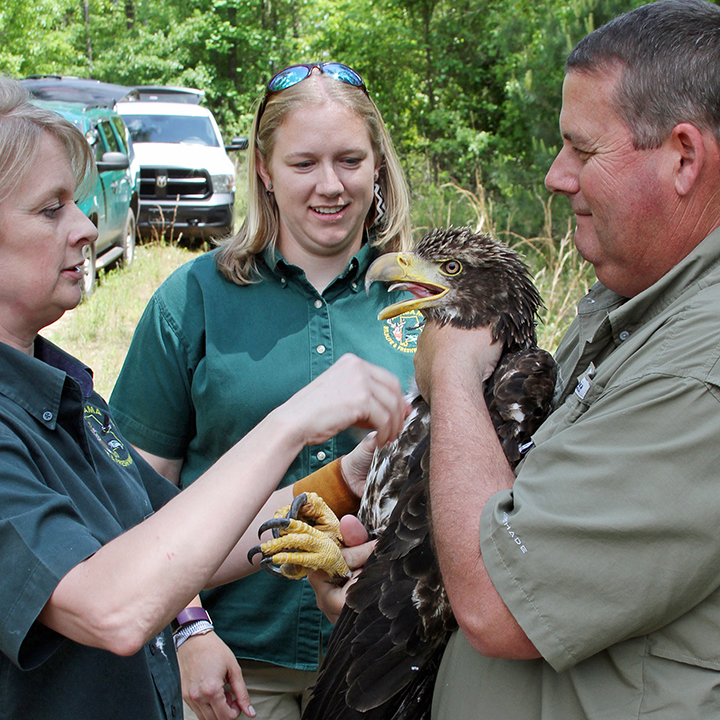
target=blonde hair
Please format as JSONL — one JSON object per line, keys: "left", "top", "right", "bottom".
{"left": 0, "top": 76, "right": 95, "bottom": 205}
{"left": 216, "top": 72, "right": 412, "bottom": 285}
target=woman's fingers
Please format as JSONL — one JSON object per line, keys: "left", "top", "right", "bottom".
{"left": 340, "top": 432, "right": 379, "bottom": 498}
{"left": 280, "top": 354, "right": 407, "bottom": 448}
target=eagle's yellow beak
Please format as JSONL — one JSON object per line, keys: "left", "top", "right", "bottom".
{"left": 365, "top": 252, "right": 450, "bottom": 320}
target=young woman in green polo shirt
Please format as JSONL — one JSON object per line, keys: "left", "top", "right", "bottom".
{"left": 109, "top": 64, "right": 418, "bottom": 720}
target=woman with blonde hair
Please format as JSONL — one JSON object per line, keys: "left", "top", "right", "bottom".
{"left": 110, "top": 63, "right": 418, "bottom": 720}
{"left": 216, "top": 62, "right": 412, "bottom": 286}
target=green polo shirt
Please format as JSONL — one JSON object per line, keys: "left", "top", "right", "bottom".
{"left": 433, "top": 226, "right": 720, "bottom": 719}
{"left": 0, "top": 337, "right": 181, "bottom": 720}
{"left": 110, "top": 244, "right": 418, "bottom": 669}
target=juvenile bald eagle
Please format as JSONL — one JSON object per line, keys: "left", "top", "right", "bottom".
{"left": 252, "top": 227, "right": 557, "bottom": 720}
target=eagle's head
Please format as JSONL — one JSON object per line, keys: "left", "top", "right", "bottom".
{"left": 366, "top": 227, "right": 542, "bottom": 350}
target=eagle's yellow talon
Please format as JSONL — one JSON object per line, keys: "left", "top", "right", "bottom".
{"left": 253, "top": 493, "right": 350, "bottom": 579}
{"left": 272, "top": 503, "right": 292, "bottom": 521}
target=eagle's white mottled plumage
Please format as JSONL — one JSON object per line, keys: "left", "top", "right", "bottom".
{"left": 358, "top": 380, "right": 428, "bottom": 537}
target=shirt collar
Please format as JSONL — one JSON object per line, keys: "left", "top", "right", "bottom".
{"left": 0, "top": 337, "right": 95, "bottom": 429}
{"left": 553, "top": 225, "right": 720, "bottom": 403}
{"left": 262, "top": 237, "right": 375, "bottom": 294}
{"left": 605, "top": 225, "right": 720, "bottom": 339}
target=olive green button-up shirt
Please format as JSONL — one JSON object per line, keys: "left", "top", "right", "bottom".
{"left": 110, "top": 244, "right": 417, "bottom": 669}
{"left": 433, "top": 226, "right": 720, "bottom": 718}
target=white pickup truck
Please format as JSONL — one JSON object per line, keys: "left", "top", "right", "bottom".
{"left": 116, "top": 101, "right": 247, "bottom": 244}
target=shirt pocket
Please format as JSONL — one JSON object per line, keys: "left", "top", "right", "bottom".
{"left": 533, "top": 376, "right": 606, "bottom": 447}
{"left": 640, "top": 631, "right": 720, "bottom": 717}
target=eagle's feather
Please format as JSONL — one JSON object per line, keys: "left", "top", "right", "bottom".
{"left": 301, "top": 227, "right": 557, "bottom": 720}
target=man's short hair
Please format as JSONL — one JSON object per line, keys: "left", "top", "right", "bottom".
{"left": 567, "top": 0, "right": 720, "bottom": 149}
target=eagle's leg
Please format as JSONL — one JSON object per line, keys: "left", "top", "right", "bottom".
{"left": 247, "top": 492, "right": 351, "bottom": 580}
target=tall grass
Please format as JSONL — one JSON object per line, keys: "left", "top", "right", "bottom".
{"left": 512, "top": 199, "right": 594, "bottom": 353}
{"left": 411, "top": 177, "right": 594, "bottom": 353}
{"left": 45, "top": 242, "right": 200, "bottom": 400}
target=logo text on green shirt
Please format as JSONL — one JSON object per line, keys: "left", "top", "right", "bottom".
{"left": 382, "top": 311, "right": 423, "bottom": 353}
{"left": 84, "top": 404, "right": 134, "bottom": 467}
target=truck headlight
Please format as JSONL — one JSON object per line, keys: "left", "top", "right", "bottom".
{"left": 211, "top": 173, "right": 235, "bottom": 193}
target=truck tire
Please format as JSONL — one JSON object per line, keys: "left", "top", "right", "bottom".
{"left": 121, "top": 211, "right": 136, "bottom": 268}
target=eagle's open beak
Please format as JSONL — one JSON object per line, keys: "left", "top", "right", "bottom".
{"left": 365, "top": 252, "right": 450, "bottom": 320}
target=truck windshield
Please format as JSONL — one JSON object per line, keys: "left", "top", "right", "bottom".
{"left": 123, "top": 115, "right": 220, "bottom": 147}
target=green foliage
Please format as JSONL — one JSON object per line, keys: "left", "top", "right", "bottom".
{"left": 4, "top": 0, "right": 703, "bottom": 241}
{"left": 0, "top": 0, "right": 86, "bottom": 75}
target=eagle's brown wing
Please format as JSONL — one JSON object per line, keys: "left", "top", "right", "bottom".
{"left": 487, "top": 347, "right": 558, "bottom": 467}
{"left": 302, "top": 432, "right": 454, "bottom": 720}
{"left": 302, "top": 347, "right": 557, "bottom": 720}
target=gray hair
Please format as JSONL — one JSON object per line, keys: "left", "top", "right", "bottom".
{"left": 216, "top": 71, "right": 413, "bottom": 286}
{"left": 0, "top": 76, "right": 95, "bottom": 204}
{"left": 566, "top": 0, "right": 720, "bottom": 149}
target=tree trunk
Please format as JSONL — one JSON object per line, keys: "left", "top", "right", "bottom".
{"left": 83, "top": 0, "right": 92, "bottom": 70}
{"left": 125, "top": 0, "right": 135, "bottom": 31}
{"left": 227, "top": 4, "right": 237, "bottom": 82}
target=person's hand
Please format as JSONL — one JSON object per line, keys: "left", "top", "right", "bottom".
{"left": 340, "top": 431, "right": 379, "bottom": 498}
{"left": 178, "top": 631, "right": 256, "bottom": 719}
{"left": 308, "top": 515, "right": 375, "bottom": 623}
{"left": 277, "top": 354, "right": 408, "bottom": 448}
{"left": 414, "top": 323, "right": 502, "bottom": 402}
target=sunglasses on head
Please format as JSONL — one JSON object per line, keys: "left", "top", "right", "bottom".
{"left": 257, "top": 62, "right": 368, "bottom": 119}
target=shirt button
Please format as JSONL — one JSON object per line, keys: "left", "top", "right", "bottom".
{"left": 316, "top": 345, "right": 326, "bottom": 354}
{"left": 171, "top": 705, "right": 177, "bottom": 717}
{"left": 149, "top": 644, "right": 155, "bottom": 655}
{"left": 317, "top": 451, "right": 327, "bottom": 462}
{"left": 619, "top": 330, "right": 630, "bottom": 341}
{"left": 43, "top": 411, "right": 53, "bottom": 422}
{"left": 351, "top": 282, "right": 358, "bottom": 290}
{"left": 314, "top": 299, "right": 323, "bottom": 309}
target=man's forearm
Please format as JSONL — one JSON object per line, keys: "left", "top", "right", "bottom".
{"left": 427, "top": 361, "right": 538, "bottom": 659}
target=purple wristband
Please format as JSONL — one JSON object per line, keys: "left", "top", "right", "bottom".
{"left": 173, "top": 607, "right": 211, "bottom": 631}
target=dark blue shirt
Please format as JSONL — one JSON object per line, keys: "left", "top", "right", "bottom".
{"left": 0, "top": 337, "right": 181, "bottom": 719}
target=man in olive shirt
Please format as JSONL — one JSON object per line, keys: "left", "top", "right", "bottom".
{"left": 412, "top": 1, "right": 720, "bottom": 717}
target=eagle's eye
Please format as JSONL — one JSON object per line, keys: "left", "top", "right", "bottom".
{"left": 440, "top": 260, "right": 462, "bottom": 276}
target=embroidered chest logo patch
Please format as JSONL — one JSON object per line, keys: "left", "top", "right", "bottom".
{"left": 382, "top": 311, "right": 424, "bottom": 353}
{"left": 84, "top": 404, "right": 134, "bottom": 467}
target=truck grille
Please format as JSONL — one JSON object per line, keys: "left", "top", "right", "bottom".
{"left": 139, "top": 168, "right": 212, "bottom": 200}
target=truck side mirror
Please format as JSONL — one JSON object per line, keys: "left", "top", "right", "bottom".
{"left": 225, "top": 136, "right": 249, "bottom": 152}
{"left": 97, "top": 151, "right": 130, "bottom": 171}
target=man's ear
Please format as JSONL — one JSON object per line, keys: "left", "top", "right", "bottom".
{"left": 670, "top": 123, "right": 707, "bottom": 196}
